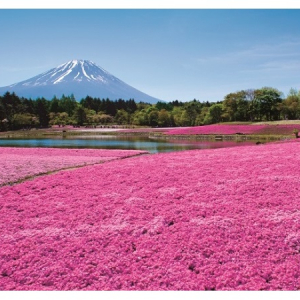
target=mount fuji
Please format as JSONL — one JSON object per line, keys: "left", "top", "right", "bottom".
{"left": 0, "top": 60, "right": 163, "bottom": 103}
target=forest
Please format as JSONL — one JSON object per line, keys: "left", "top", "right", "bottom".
{"left": 1, "top": 87, "right": 300, "bottom": 131}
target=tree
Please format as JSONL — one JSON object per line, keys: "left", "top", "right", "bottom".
{"left": 222, "top": 93, "right": 239, "bottom": 122}
{"left": 171, "top": 107, "right": 185, "bottom": 126}
{"left": 34, "top": 98, "right": 50, "bottom": 127}
{"left": 97, "top": 113, "right": 114, "bottom": 124}
{"left": 115, "top": 109, "right": 129, "bottom": 125}
{"left": 12, "top": 113, "right": 39, "bottom": 129}
{"left": 104, "top": 98, "right": 117, "bottom": 116}
{"left": 116, "top": 99, "right": 127, "bottom": 111}
{"left": 206, "top": 104, "right": 223, "bottom": 124}
{"left": 85, "top": 109, "right": 98, "bottom": 125}
{"left": 49, "top": 96, "right": 60, "bottom": 113}
{"left": 132, "top": 109, "right": 148, "bottom": 126}
{"left": 254, "top": 87, "right": 282, "bottom": 121}
{"left": 145, "top": 106, "right": 159, "bottom": 127}
{"left": 156, "top": 101, "right": 173, "bottom": 112}
{"left": 157, "top": 109, "right": 171, "bottom": 127}
{"left": 49, "top": 112, "right": 70, "bottom": 126}
{"left": 280, "top": 88, "right": 300, "bottom": 120}
{"left": 1, "top": 92, "right": 22, "bottom": 122}
{"left": 0, "top": 118, "right": 9, "bottom": 131}
{"left": 59, "top": 94, "right": 78, "bottom": 116}
{"left": 195, "top": 106, "right": 210, "bottom": 125}
{"left": 180, "top": 110, "right": 192, "bottom": 126}
{"left": 148, "top": 110, "right": 159, "bottom": 127}
{"left": 245, "top": 89, "right": 257, "bottom": 121}
{"left": 0, "top": 102, "right": 5, "bottom": 122}
{"left": 183, "top": 100, "right": 202, "bottom": 126}
{"left": 222, "top": 91, "right": 248, "bottom": 122}
{"left": 73, "top": 105, "right": 87, "bottom": 126}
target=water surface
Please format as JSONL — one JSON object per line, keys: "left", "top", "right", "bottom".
{"left": 0, "top": 136, "right": 259, "bottom": 153}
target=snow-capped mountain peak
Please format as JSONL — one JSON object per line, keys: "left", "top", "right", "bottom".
{"left": 18, "top": 59, "right": 114, "bottom": 87}
{"left": 0, "top": 60, "right": 162, "bottom": 103}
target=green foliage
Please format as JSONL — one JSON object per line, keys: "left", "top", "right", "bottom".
{"left": 12, "top": 113, "right": 39, "bottom": 129}
{"left": 254, "top": 87, "right": 282, "bottom": 121}
{"left": 1, "top": 86, "right": 299, "bottom": 132}
{"left": 115, "top": 109, "right": 129, "bottom": 125}
{"left": 59, "top": 94, "right": 77, "bottom": 116}
{"left": 34, "top": 98, "right": 50, "bottom": 127}
{"left": 293, "top": 128, "right": 299, "bottom": 138}
{"left": 97, "top": 113, "right": 114, "bottom": 124}
{"left": 155, "top": 101, "right": 173, "bottom": 111}
{"left": 132, "top": 109, "right": 148, "bottom": 126}
{"left": 73, "top": 105, "right": 87, "bottom": 126}
{"left": 171, "top": 107, "right": 185, "bottom": 126}
{"left": 222, "top": 91, "right": 248, "bottom": 122}
{"left": 49, "top": 96, "right": 60, "bottom": 113}
{"left": 49, "top": 112, "right": 70, "bottom": 126}
{"left": 195, "top": 107, "right": 209, "bottom": 125}
{"left": 279, "top": 88, "right": 300, "bottom": 120}
{"left": 148, "top": 109, "right": 159, "bottom": 127}
{"left": 158, "top": 109, "right": 171, "bottom": 127}
{"left": 206, "top": 104, "right": 223, "bottom": 124}
{"left": 183, "top": 100, "right": 202, "bottom": 126}
{"left": 222, "top": 88, "right": 283, "bottom": 122}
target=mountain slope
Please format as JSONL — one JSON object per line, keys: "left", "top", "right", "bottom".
{"left": 0, "top": 60, "right": 163, "bottom": 103}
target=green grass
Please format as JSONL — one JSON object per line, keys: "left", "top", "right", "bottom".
{"left": 220, "top": 120, "right": 300, "bottom": 125}
{"left": 251, "top": 120, "right": 300, "bottom": 125}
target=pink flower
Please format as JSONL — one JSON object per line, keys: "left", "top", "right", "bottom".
{"left": 1, "top": 140, "right": 300, "bottom": 290}
{"left": 0, "top": 147, "right": 147, "bottom": 186}
{"left": 166, "top": 124, "right": 300, "bottom": 135}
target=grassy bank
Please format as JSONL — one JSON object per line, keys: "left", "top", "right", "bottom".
{"left": 1, "top": 121, "right": 300, "bottom": 140}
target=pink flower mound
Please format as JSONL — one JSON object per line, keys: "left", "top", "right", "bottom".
{"left": 0, "top": 147, "right": 147, "bottom": 186}
{"left": 166, "top": 124, "right": 300, "bottom": 135}
{"left": 1, "top": 140, "right": 300, "bottom": 290}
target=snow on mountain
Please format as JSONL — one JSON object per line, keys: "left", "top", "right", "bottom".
{"left": 0, "top": 60, "right": 163, "bottom": 103}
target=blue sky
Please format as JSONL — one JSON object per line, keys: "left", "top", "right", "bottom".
{"left": 0, "top": 7, "right": 300, "bottom": 102}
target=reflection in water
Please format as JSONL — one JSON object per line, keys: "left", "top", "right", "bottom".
{"left": 0, "top": 136, "right": 258, "bottom": 153}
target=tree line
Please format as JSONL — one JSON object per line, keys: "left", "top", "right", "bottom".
{"left": 1, "top": 87, "right": 300, "bottom": 131}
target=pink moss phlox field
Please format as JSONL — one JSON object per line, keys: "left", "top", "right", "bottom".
{"left": 1, "top": 140, "right": 300, "bottom": 290}
{"left": 0, "top": 147, "right": 147, "bottom": 186}
{"left": 166, "top": 124, "right": 300, "bottom": 135}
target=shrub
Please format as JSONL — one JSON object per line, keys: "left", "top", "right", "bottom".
{"left": 293, "top": 128, "right": 299, "bottom": 138}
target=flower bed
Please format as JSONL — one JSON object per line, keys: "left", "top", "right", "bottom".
{"left": 1, "top": 140, "right": 300, "bottom": 290}
{"left": 165, "top": 124, "right": 300, "bottom": 136}
{"left": 0, "top": 147, "right": 147, "bottom": 186}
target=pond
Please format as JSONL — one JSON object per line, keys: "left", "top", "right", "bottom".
{"left": 0, "top": 135, "right": 260, "bottom": 153}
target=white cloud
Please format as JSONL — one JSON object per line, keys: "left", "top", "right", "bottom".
{"left": 196, "top": 39, "right": 300, "bottom": 66}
